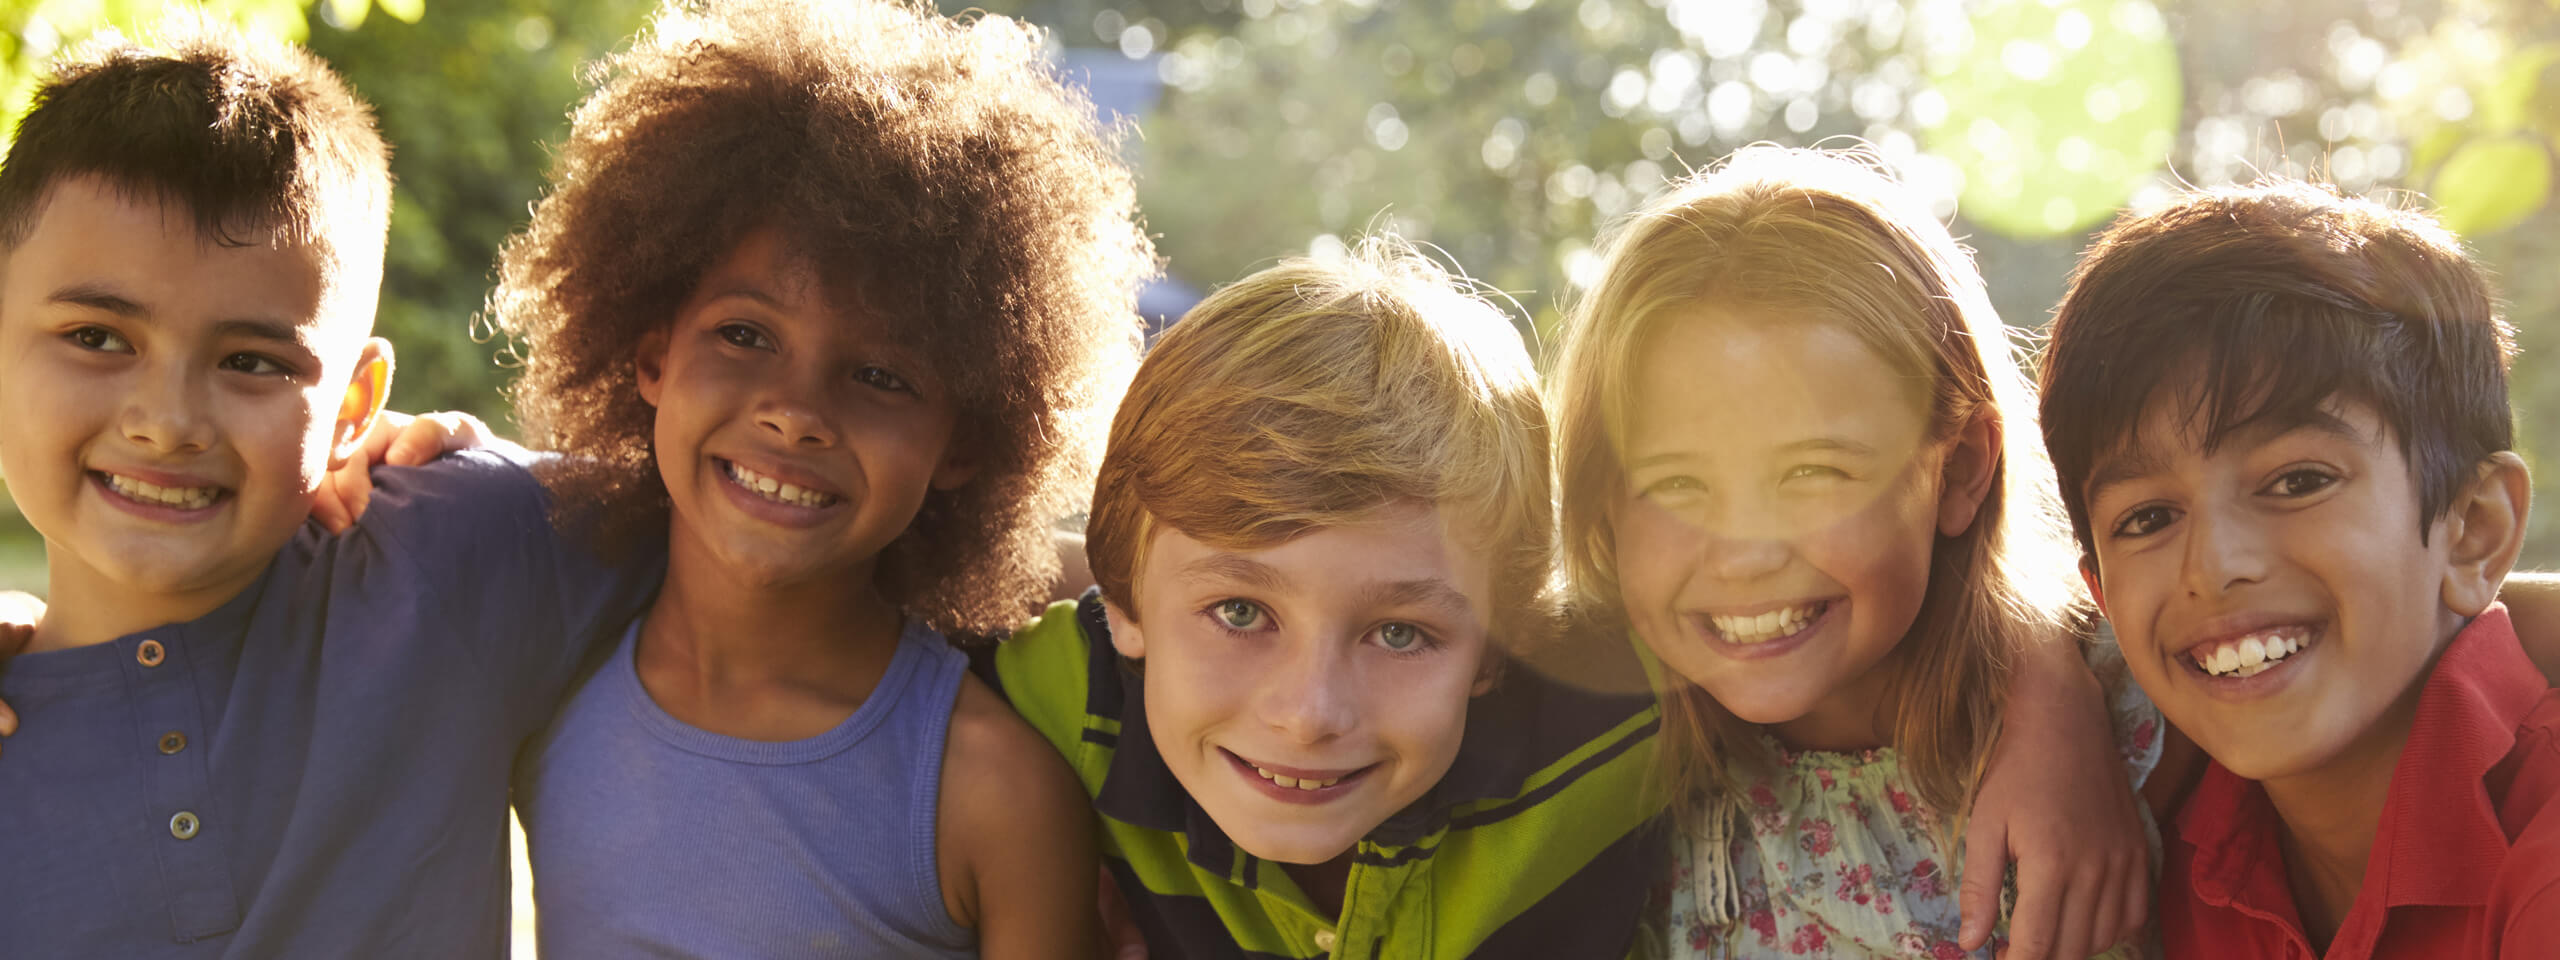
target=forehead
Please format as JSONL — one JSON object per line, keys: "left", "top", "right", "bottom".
{"left": 2086, "top": 384, "right": 2382, "bottom": 494}
{"left": 1137, "top": 502, "right": 1496, "bottom": 618}
{"left": 691, "top": 226, "right": 915, "bottom": 345}
{"left": 5, "top": 176, "right": 339, "bottom": 337}
{"left": 1622, "top": 308, "right": 1927, "bottom": 453}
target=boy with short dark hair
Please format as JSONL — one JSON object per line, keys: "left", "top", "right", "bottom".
{"left": 2040, "top": 180, "right": 2556, "bottom": 957}
{"left": 0, "top": 19, "right": 649, "bottom": 954}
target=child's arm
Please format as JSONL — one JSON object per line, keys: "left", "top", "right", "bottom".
{"left": 939, "top": 675, "right": 1106, "bottom": 960}
{"left": 311, "top": 410, "right": 501, "bottom": 533}
{"left": 2503, "top": 573, "right": 2560, "bottom": 682}
{"left": 0, "top": 592, "right": 34, "bottom": 745}
{"left": 1961, "top": 633, "right": 2148, "bottom": 960}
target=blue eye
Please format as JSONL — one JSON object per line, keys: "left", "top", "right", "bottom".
{"left": 1211, "top": 599, "right": 1266, "bottom": 631}
{"left": 1374, "top": 622, "right": 1429, "bottom": 653}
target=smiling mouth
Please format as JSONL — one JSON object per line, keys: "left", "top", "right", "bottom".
{"left": 1223, "top": 749, "right": 1372, "bottom": 792}
{"left": 2188, "top": 625, "right": 2316, "bottom": 679}
{"left": 720, "top": 459, "right": 840, "bottom": 509}
{"left": 1705, "top": 599, "right": 1834, "bottom": 645}
{"left": 93, "top": 471, "right": 226, "bottom": 510}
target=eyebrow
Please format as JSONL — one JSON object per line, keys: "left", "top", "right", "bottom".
{"left": 215, "top": 319, "right": 315, "bottom": 349}
{"left": 1177, "top": 553, "right": 1292, "bottom": 593}
{"left": 697, "top": 285, "right": 790, "bottom": 312}
{"left": 1628, "top": 435, "right": 1877, "bottom": 472}
{"left": 48, "top": 283, "right": 144, "bottom": 317}
{"left": 2083, "top": 442, "right": 2168, "bottom": 505}
{"left": 1355, "top": 577, "right": 1479, "bottom": 625}
{"left": 2084, "top": 412, "right": 2366, "bottom": 502}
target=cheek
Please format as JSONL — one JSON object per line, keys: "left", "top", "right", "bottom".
{"left": 1796, "top": 482, "right": 1940, "bottom": 626}
{"left": 1609, "top": 498, "right": 1695, "bottom": 607}
{"left": 1375, "top": 659, "right": 1478, "bottom": 764}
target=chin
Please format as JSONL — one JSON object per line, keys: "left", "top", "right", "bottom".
{"left": 1228, "top": 827, "right": 1362, "bottom": 865}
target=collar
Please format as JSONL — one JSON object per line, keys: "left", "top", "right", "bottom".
{"left": 1079, "top": 588, "right": 1612, "bottom": 877}
{"left": 0, "top": 557, "right": 275, "bottom": 683}
{"left": 2181, "top": 605, "right": 2542, "bottom": 914}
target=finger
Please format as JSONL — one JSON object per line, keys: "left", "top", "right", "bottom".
{"left": 387, "top": 415, "right": 448, "bottom": 466}
{"left": 2005, "top": 855, "right": 2062, "bottom": 960}
{"left": 2085, "top": 865, "right": 2125, "bottom": 957}
{"left": 2116, "top": 854, "right": 2151, "bottom": 949}
{"left": 2052, "top": 864, "right": 2103, "bottom": 960}
{"left": 311, "top": 474, "right": 355, "bottom": 535}
{"left": 1958, "top": 821, "right": 2009, "bottom": 949}
{"left": 359, "top": 410, "right": 413, "bottom": 463}
{"left": 0, "top": 696, "right": 18, "bottom": 737}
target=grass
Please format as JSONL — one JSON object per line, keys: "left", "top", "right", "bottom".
{"left": 0, "top": 483, "right": 43, "bottom": 597}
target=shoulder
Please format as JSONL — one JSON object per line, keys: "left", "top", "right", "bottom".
{"left": 989, "top": 595, "right": 1117, "bottom": 751}
{"left": 937, "top": 673, "right": 1096, "bottom": 912}
{"left": 350, "top": 447, "right": 549, "bottom": 555}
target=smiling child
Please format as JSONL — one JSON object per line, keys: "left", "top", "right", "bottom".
{"left": 2041, "top": 181, "right": 2556, "bottom": 957}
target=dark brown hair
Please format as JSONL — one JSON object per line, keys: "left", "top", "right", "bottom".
{"left": 0, "top": 14, "right": 390, "bottom": 305}
{"left": 2041, "top": 180, "right": 2515, "bottom": 557}
{"left": 492, "top": 0, "right": 1156, "bottom": 634}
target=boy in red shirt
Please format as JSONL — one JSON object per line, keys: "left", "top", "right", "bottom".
{"left": 2039, "top": 180, "right": 2555, "bottom": 958}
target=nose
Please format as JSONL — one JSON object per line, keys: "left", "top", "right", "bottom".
{"left": 2179, "top": 500, "right": 2269, "bottom": 598}
{"left": 1256, "top": 640, "right": 1357, "bottom": 745}
{"left": 754, "top": 369, "right": 838, "bottom": 448}
{"left": 1684, "top": 493, "right": 1791, "bottom": 582}
{"left": 119, "top": 365, "right": 213, "bottom": 455}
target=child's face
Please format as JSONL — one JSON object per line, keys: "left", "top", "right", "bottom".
{"left": 1611, "top": 310, "right": 1983, "bottom": 745}
{"left": 0, "top": 177, "right": 383, "bottom": 608}
{"left": 2081, "top": 392, "right": 2458, "bottom": 782}
{"left": 1102, "top": 501, "right": 1496, "bottom": 864}
{"left": 638, "top": 228, "right": 972, "bottom": 589}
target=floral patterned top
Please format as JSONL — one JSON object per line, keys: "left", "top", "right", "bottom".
{"left": 1650, "top": 639, "right": 2165, "bottom": 959}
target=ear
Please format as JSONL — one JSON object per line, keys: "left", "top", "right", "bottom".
{"left": 326, "top": 338, "right": 394, "bottom": 470}
{"left": 1936, "top": 412, "right": 2001, "bottom": 537}
{"left": 2439, "top": 451, "right": 2532, "bottom": 617}
{"left": 1101, "top": 594, "right": 1146, "bottom": 660}
{"left": 929, "top": 447, "right": 979, "bottom": 492}
{"left": 635, "top": 329, "right": 670, "bottom": 408}
{"left": 2080, "top": 556, "right": 2107, "bottom": 619}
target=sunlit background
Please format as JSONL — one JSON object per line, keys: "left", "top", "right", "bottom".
{"left": 0, "top": 0, "right": 2552, "bottom": 948}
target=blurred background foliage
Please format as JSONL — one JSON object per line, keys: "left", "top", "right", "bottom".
{"left": 0, "top": 0, "right": 2554, "bottom": 591}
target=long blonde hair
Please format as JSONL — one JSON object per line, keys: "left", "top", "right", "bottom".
{"left": 1550, "top": 146, "right": 2085, "bottom": 824}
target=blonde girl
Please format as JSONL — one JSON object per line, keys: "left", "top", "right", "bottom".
{"left": 1551, "top": 146, "right": 2168, "bottom": 959}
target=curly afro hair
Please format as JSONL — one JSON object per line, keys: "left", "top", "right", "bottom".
{"left": 491, "top": 0, "right": 1155, "bottom": 634}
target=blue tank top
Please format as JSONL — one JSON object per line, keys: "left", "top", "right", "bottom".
{"left": 517, "top": 617, "right": 978, "bottom": 958}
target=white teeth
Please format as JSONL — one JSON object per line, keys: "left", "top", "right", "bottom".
{"left": 1708, "top": 602, "right": 1823, "bottom": 645}
{"left": 2193, "top": 627, "right": 2312, "bottom": 677}
{"left": 103, "top": 474, "right": 218, "bottom": 509}
{"left": 723, "top": 461, "right": 836, "bottom": 508}
{"left": 1250, "top": 764, "right": 1343, "bottom": 790}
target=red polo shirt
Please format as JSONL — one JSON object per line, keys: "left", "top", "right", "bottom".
{"left": 2159, "top": 606, "right": 2560, "bottom": 958}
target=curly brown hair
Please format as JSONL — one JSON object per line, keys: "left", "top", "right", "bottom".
{"left": 490, "top": 0, "right": 1155, "bottom": 634}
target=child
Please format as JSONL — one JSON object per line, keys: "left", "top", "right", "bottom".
{"left": 0, "top": 18, "right": 653, "bottom": 954}
{"left": 486, "top": 0, "right": 1155, "bottom": 954}
{"left": 987, "top": 239, "right": 1673, "bottom": 957}
{"left": 2039, "top": 182, "right": 2556, "bottom": 956}
{"left": 1549, "top": 147, "right": 2164, "bottom": 959}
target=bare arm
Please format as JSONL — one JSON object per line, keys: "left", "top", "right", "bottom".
{"left": 940, "top": 675, "right": 1106, "bottom": 960}
{"left": 1962, "top": 632, "right": 2147, "bottom": 960}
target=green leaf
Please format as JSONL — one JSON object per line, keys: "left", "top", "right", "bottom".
{"left": 2485, "top": 44, "right": 2560, "bottom": 134}
{"left": 327, "top": 0, "right": 369, "bottom": 30}
{"left": 2431, "top": 136, "right": 2553, "bottom": 236}
{"left": 376, "top": 0, "right": 423, "bottom": 25}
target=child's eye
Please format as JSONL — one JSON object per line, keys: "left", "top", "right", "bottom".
{"left": 854, "top": 366, "right": 912, "bottom": 394}
{"left": 64, "top": 325, "right": 132, "bottom": 353}
{"left": 219, "top": 353, "right": 290, "bottom": 377}
{"left": 1371, "top": 621, "right": 1435, "bottom": 655}
{"left": 1639, "top": 474, "right": 1705, "bottom": 498}
{"left": 2109, "top": 504, "right": 2178, "bottom": 539}
{"left": 1782, "top": 464, "right": 1847, "bottom": 483}
{"left": 1208, "top": 598, "right": 1268, "bottom": 632}
{"left": 716, "top": 322, "right": 774, "bottom": 350}
{"left": 2259, "top": 468, "right": 2338, "bottom": 499}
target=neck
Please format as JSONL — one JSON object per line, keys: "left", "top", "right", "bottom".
{"left": 26, "top": 547, "right": 262, "bottom": 653}
{"left": 2261, "top": 683, "right": 2426, "bottom": 949}
{"left": 1774, "top": 658, "right": 1898, "bottom": 751}
{"left": 1281, "top": 852, "right": 1355, "bottom": 919}
{"left": 643, "top": 523, "right": 901, "bottom": 683}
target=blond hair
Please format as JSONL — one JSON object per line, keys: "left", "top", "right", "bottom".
{"left": 1088, "top": 237, "right": 1560, "bottom": 651}
{"left": 1550, "top": 146, "right": 2086, "bottom": 824}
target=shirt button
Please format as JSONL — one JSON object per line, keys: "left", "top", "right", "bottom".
{"left": 159, "top": 731, "right": 188, "bottom": 755}
{"left": 136, "top": 639, "right": 165, "bottom": 667}
{"left": 1313, "top": 929, "right": 1337, "bottom": 952}
{"left": 169, "top": 811, "right": 201, "bottom": 840}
